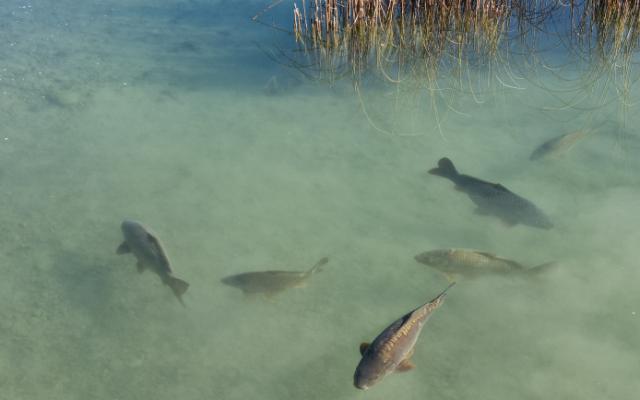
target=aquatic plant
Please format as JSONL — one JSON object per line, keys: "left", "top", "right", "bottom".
{"left": 256, "top": 1, "right": 640, "bottom": 90}
{"left": 290, "top": 0, "right": 522, "bottom": 82}
{"left": 254, "top": 1, "right": 640, "bottom": 135}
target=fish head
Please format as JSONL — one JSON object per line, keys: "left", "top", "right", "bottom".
{"left": 220, "top": 274, "right": 243, "bottom": 287}
{"left": 353, "top": 356, "right": 386, "bottom": 390}
{"left": 414, "top": 250, "right": 449, "bottom": 267}
{"left": 121, "top": 219, "right": 146, "bottom": 238}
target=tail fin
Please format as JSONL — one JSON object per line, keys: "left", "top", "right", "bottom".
{"left": 525, "top": 262, "right": 557, "bottom": 276}
{"left": 308, "top": 257, "right": 329, "bottom": 275}
{"left": 431, "top": 281, "right": 456, "bottom": 302}
{"left": 428, "top": 158, "right": 459, "bottom": 180}
{"left": 165, "top": 275, "right": 190, "bottom": 306}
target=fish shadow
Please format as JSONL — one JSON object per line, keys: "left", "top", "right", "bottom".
{"left": 49, "top": 250, "right": 118, "bottom": 319}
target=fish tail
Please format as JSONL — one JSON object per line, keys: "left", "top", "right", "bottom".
{"left": 165, "top": 275, "right": 190, "bottom": 306}
{"left": 308, "top": 256, "right": 329, "bottom": 275}
{"left": 525, "top": 262, "right": 557, "bottom": 275}
{"left": 428, "top": 157, "right": 459, "bottom": 180}
{"left": 432, "top": 281, "right": 456, "bottom": 302}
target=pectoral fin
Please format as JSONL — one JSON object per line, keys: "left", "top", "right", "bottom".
{"left": 116, "top": 242, "right": 131, "bottom": 254}
{"left": 136, "top": 262, "right": 146, "bottom": 273}
{"left": 359, "top": 342, "right": 370, "bottom": 356}
{"left": 396, "top": 358, "right": 416, "bottom": 372}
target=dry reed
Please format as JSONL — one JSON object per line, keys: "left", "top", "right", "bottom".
{"left": 285, "top": 1, "right": 640, "bottom": 87}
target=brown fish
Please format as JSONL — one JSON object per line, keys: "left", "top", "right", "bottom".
{"left": 221, "top": 257, "right": 329, "bottom": 297}
{"left": 353, "top": 283, "right": 454, "bottom": 390}
{"left": 414, "top": 249, "right": 555, "bottom": 281}
{"left": 116, "top": 220, "right": 189, "bottom": 305}
{"left": 530, "top": 130, "right": 590, "bottom": 161}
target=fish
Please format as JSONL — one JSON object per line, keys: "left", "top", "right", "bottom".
{"left": 428, "top": 157, "right": 553, "bottom": 229}
{"left": 221, "top": 257, "right": 329, "bottom": 297}
{"left": 414, "top": 249, "right": 555, "bottom": 281}
{"left": 116, "top": 220, "right": 189, "bottom": 306}
{"left": 530, "top": 130, "right": 590, "bottom": 161}
{"left": 353, "top": 283, "right": 455, "bottom": 390}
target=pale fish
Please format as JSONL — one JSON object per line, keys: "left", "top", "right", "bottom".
{"left": 221, "top": 257, "right": 329, "bottom": 297}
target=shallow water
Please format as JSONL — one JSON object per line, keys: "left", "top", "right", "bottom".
{"left": 1, "top": 1, "right": 639, "bottom": 399}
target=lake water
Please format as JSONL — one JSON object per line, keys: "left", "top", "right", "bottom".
{"left": 1, "top": 1, "right": 639, "bottom": 399}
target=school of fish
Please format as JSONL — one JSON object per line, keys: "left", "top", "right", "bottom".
{"left": 110, "top": 138, "right": 574, "bottom": 390}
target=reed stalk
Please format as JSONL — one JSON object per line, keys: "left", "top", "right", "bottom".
{"left": 285, "top": 0, "right": 640, "bottom": 88}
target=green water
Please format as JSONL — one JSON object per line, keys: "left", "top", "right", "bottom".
{"left": 1, "top": 1, "right": 639, "bottom": 399}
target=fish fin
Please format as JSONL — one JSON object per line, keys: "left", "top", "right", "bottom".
{"left": 145, "top": 233, "right": 167, "bottom": 258}
{"left": 144, "top": 233, "right": 172, "bottom": 272}
{"left": 475, "top": 252, "right": 524, "bottom": 270}
{"left": 359, "top": 342, "right": 370, "bottom": 356}
{"left": 435, "top": 281, "right": 456, "bottom": 300}
{"left": 474, "top": 251, "right": 497, "bottom": 258}
{"left": 453, "top": 185, "right": 465, "bottom": 192}
{"left": 165, "top": 275, "right": 189, "bottom": 306}
{"left": 308, "top": 256, "right": 329, "bottom": 275}
{"left": 396, "top": 358, "right": 416, "bottom": 372}
{"left": 428, "top": 157, "right": 458, "bottom": 179}
{"left": 525, "top": 262, "right": 557, "bottom": 275}
{"left": 136, "top": 262, "right": 146, "bottom": 273}
{"left": 529, "top": 149, "right": 544, "bottom": 161}
{"left": 146, "top": 233, "right": 160, "bottom": 246}
{"left": 116, "top": 242, "right": 131, "bottom": 254}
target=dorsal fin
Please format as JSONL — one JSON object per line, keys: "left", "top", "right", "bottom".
{"left": 146, "top": 233, "right": 172, "bottom": 272}
{"left": 476, "top": 252, "right": 524, "bottom": 269}
{"left": 475, "top": 251, "right": 498, "bottom": 259}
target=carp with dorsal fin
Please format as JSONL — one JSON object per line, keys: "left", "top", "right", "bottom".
{"left": 116, "top": 220, "right": 189, "bottom": 306}
{"left": 220, "top": 257, "right": 329, "bottom": 298}
{"left": 428, "top": 157, "right": 553, "bottom": 230}
{"left": 414, "top": 248, "right": 556, "bottom": 280}
{"left": 353, "top": 283, "right": 455, "bottom": 390}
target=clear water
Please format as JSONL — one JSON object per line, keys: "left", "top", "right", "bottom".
{"left": 1, "top": 1, "right": 639, "bottom": 399}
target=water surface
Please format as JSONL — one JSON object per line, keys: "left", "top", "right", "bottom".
{"left": 1, "top": 1, "right": 638, "bottom": 399}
